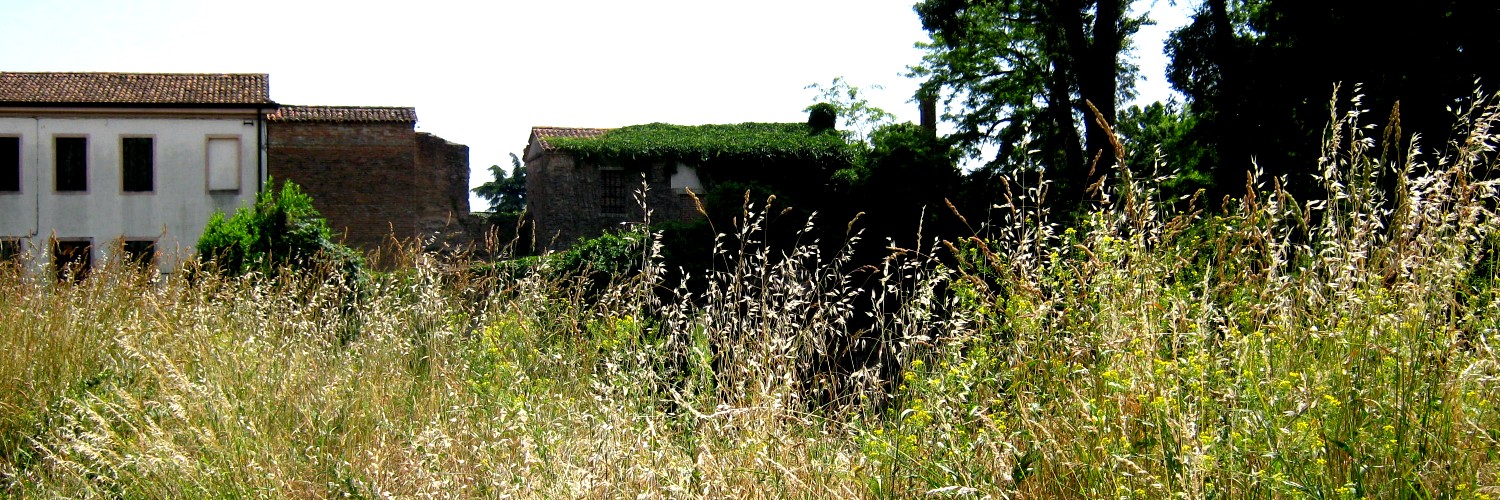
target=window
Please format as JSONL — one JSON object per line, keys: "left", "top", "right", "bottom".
{"left": 207, "top": 137, "right": 240, "bottom": 191}
{"left": 0, "top": 238, "right": 20, "bottom": 264}
{"left": 52, "top": 239, "right": 91, "bottom": 282}
{"left": 0, "top": 137, "right": 18, "bottom": 192}
{"left": 55, "top": 137, "right": 87, "bottom": 192}
{"left": 600, "top": 169, "right": 629, "bottom": 215}
{"left": 122, "top": 137, "right": 153, "bottom": 192}
{"left": 121, "top": 239, "right": 156, "bottom": 269}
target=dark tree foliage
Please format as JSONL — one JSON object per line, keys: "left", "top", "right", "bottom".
{"left": 474, "top": 153, "right": 528, "bottom": 214}
{"left": 1114, "top": 100, "right": 1213, "bottom": 206}
{"left": 807, "top": 102, "right": 839, "bottom": 132}
{"left": 912, "top": 0, "right": 1143, "bottom": 216}
{"left": 837, "top": 122, "right": 963, "bottom": 249}
{"left": 1169, "top": 0, "right": 1500, "bottom": 203}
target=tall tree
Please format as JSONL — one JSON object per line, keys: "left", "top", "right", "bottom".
{"left": 474, "top": 153, "right": 527, "bottom": 214}
{"left": 1170, "top": 0, "right": 1500, "bottom": 202}
{"left": 911, "top": 0, "right": 1143, "bottom": 214}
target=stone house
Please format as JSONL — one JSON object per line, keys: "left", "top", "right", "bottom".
{"left": 524, "top": 126, "right": 704, "bottom": 251}
{"left": 523, "top": 121, "right": 855, "bottom": 252}
{"left": 0, "top": 71, "right": 473, "bottom": 275}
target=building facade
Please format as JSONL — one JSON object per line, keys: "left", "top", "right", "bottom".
{"left": 0, "top": 72, "right": 272, "bottom": 275}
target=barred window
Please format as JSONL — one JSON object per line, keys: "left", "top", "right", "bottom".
{"left": 0, "top": 238, "right": 20, "bottom": 263}
{"left": 122, "top": 240, "right": 156, "bottom": 269}
{"left": 52, "top": 239, "right": 91, "bottom": 282}
{"left": 600, "top": 169, "right": 629, "bottom": 215}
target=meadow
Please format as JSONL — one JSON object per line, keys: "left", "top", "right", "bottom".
{"left": 3, "top": 98, "right": 1500, "bottom": 498}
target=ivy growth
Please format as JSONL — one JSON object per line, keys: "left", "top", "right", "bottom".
{"left": 546, "top": 122, "right": 857, "bottom": 169}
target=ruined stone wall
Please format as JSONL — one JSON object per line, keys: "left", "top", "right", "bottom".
{"left": 525, "top": 150, "right": 583, "bottom": 251}
{"left": 414, "top": 132, "right": 471, "bottom": 231}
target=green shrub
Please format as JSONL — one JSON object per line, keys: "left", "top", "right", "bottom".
{"left": 195, "top": 180, "right": 363, "bottom": 279}
{"left": 807, "top": 102, "right": 838, "bottom": 131}
{"left": 552, "top": 229, "right": 645, "bottom": 279}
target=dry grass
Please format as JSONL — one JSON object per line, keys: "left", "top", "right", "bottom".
{"left": 3, "top": 91, "right": 1500, "bottom": 498}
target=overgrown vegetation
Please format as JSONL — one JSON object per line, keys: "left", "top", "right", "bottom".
{"left": 547, "top": 122, "right": 857, "bottom": 169}
{"left": 195, "top": 179, "right": 363, "bottom": 279}
{"left": 2, "top": 91, "right": 1498, "bottom": 497}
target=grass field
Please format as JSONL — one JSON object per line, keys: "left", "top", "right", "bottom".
{"left": 3, "top": 100, "right": 1500, "bottom": 498}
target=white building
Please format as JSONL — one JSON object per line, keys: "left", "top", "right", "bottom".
{"left": 0, "top": 72, "right": 275, "bottom": 276}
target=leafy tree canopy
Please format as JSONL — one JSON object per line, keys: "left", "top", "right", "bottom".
{"left": 911, "top": 0, "right": 1145, "bottom": 214}
{"left": 804, "top": 77, "right": 896, "bottom": 144}
{"left": 195, "top": 180, "right": 362, "bottom": 278}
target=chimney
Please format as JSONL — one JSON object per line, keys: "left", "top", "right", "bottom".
{"left": 918, "top": 90, "right": 938, "bottom": 137}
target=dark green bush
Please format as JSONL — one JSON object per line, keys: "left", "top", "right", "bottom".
{"left": 807, "top": 102, "right": 838, "bottom": 132}
{"left": 195, "top": 180, "right": 364, "bottom": 279}
{"left": 552, "top": 229, "right": 645, "bottom": 279}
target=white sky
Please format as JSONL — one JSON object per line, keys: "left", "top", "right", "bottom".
{"left": 0, "top": 0, "right": 1190, "bottom": 211}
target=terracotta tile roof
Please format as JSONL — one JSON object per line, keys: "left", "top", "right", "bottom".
{"left": 0, "top": 72, "right": 272, "bottom": 106}
{"left": 531, "top": 126, "right": 611, "bottom": 150}
{"left": 268, "top": 105, "right": 417, "bottom": 123}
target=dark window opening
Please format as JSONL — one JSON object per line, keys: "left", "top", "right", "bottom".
{"left": 0, "top": 137, "right": 18, "bottom": 192}
{"left": 0, "top": 239, "right": 20, "bottom": 264}
{"left": 600, "top": 169, "right": 629, "bottom": 215}
{"left": 55, "top": 137, "right": 87, "bottom": 192}
{"left": 53, "top": 240, "right": 91, "bottom": 282}
{"left": 122, "top": 137, "right": 153, "bottom": 192}
{"left": 122, "top": 240, "right": 156, "bottom": 269}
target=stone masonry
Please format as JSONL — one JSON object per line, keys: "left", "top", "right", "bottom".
{"left": 525, "top": 127, "right": 702, "bottom": 252}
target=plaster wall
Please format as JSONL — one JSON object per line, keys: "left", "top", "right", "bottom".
{"left": 0, "top": 112, "right": 262, "bottom": 272}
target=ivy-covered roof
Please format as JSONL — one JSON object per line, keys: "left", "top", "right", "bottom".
{"left": 544, "top": 122, "right": 856, "bottom": 168}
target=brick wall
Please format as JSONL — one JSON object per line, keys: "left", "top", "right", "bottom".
{"left": 268, "top": 121, "right": 473, "bottom": 256}
{"left": 413, "top": 132, "right": 476, "bottom": 251}
{"left": 414, "top": 132, "right": 470, "bottom": 224}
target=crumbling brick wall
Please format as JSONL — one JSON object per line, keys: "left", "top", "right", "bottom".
{"left": 413, "top": 132, "right": 475, "bottom": 250}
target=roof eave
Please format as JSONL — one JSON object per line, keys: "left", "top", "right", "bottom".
{"left": 0, "top": 101, "right": 277, "bottom": 109}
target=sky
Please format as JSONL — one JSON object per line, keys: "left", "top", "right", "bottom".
{"left": 0, "top": 0, "right": 1190, "bottom": 211}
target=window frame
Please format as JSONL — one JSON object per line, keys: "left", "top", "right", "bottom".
{"left": 54, "top": 135, "right": 88, "bottom": 193}
{"left": 205, "top": 135, "right": 242, "bottom": 193}
{"left": 121, "top": 135, "right": 155, "bottom": 194}
{"left": 0, "top": 237, "right": 22, "bottom": 265}
{"left": 120, "top": 238, "right": 157, "bottom": 269}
